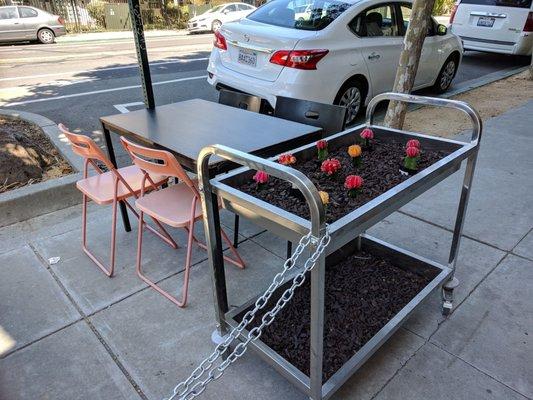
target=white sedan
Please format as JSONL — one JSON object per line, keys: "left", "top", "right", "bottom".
{"left": 188, "top": 2, "right": 256, "bottom": 33}
{"left": 207, "top": 0, "right": 463, "bottom": 124}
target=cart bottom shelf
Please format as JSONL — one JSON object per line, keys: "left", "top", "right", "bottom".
{"left": 234, "top": 240, "right": 438, "bottom": 383}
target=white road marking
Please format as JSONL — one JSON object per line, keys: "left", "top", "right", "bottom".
{"left": 113, "top": 101, "right": 144, "bottom": 113}
{"left": 0, "top": 44, "right": 212, "bottom": 64}
{"left": 1, "top": 75, "right": 207, "bottom": 107}
{"left": 0, "top": 58, "right": 209, "bottom": 82}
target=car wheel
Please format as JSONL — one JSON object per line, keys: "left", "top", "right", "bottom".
{"left": 211, "top": 20, "right": 222, "bottom": 32}
{"left": 37, "top": 28, "right": 55, "bottom": 44}
{"left": 433, "top": 56, "right": 457, "bottom": 93}
{"left": 335, "top": 81, "right": 364, "bottom": 126}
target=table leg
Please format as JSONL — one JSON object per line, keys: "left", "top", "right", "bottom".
{"left": 233, "top": 215, "right": 239, "bottom": 248}
{"left": 101, "top": 123, "right": 131, "bottom": 232}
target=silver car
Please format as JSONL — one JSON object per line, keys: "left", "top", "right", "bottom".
{"left": 0, "top": 5, "right": 66, "bottom": 44}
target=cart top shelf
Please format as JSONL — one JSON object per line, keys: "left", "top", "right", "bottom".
{"left": 198, "top": 93, "right": 482, "bottom": 254}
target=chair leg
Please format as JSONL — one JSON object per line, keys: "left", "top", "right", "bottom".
{"left": 123, "top": 200, "right": 177, "bottom": 249}
{"left": 81, "top": 194, "right": 115, "bottom": 277}
{"left": 188, "top": 222, "right": 245, "bottom": 269}
{"left": 135, "top": 211, "right": 190, "bottom": 308}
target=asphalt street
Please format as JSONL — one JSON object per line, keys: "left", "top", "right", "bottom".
{"left": 0, "top": 33, "right": 528, "bottom": 164}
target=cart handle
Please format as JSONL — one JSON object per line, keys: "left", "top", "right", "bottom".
{"left": 365, "top": 92, "right": 482, "bottom": 146}
{"left": 197, "top": 144, "right": 326, "bottom": 238}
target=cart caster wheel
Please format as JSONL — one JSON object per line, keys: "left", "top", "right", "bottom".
{"left": 442, "top": 300, "right": 453, "bottom": 316}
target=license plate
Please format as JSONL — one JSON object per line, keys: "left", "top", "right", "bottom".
{"left": 477, "top": 17, "right": 495, "bottom": 27}
{"left": 238, "top": 49, "right": 257, "bottom": 67}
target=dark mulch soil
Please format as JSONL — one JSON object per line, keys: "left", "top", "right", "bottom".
{"left": 232, "top": 139, "right": 450, "bottom": 223}
{"left": 236, "top": 252, "right": 431, "bottom": 382}
{"left": 0, "top": 116, "right": 73, "bottom": 193}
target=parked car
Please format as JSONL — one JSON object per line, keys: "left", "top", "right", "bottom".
{"left": 450, "top": 0, "right": 532, "bottom": 56}
{"left": 0, "top": 5, "right": 65, "bottom": 44}
{"left": 207, "top": 0, "right": 463, "bottom": 124}
{"left": 188, "top": 2, "right": 256, "bottom": 33}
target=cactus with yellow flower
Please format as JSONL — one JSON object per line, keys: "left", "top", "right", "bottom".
{"left": 347, "top": 144, "right": 362, "bottom": 167}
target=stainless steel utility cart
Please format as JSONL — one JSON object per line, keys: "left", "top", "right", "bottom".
{"left": 196, "top": 93, "right": 482, "bottom": 400}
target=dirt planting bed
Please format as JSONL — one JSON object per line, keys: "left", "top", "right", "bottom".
{"left": 236, "top": 251, "right": 431, "bottom": 382}
{"left": 232, "top": 139, "right": 450, "bottom": 223}
{"left": 0, "top": 116, "right": 73, "bottom": 193}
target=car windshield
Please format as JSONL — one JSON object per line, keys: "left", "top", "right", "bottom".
{"left": 461, "top": 0, "right": 532, "bottom": 7}
{"left": 207, "top": 5, "right": 225, "bottom": 13}
{"left": 248, "top": 0, "right": 351, "bottom": 30}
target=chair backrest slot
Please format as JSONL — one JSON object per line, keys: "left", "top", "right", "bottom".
{"left": 120, "top": 137, "right": 199, "bottom": 197}
{"left": 218, "top": 89, "right": 262, "bottom": 113}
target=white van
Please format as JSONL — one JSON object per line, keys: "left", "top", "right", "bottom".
{"left": 450, "top": 0, "right": 532, "bottom": 55}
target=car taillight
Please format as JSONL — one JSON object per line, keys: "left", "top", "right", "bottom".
{"left": 269, "top": 49, "right": 329, "bottom": 70}
{"left": 214, "top": 30, "right": 227, "bottom": 50}
{"left": 524, "top": 12, "right": 533, "bottom": 32}
{"left": 58, "top": 16, "right": 65, "bottom": 25}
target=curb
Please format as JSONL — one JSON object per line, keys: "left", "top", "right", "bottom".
{"left": 0, "top": 110, "right": 82, "bottom": 228}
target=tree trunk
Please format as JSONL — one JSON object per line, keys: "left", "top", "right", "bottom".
{"left": 384, "top": 0, "right": 437, "bottom": 129}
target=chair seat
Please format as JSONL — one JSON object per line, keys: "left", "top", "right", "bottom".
{"left": 76, "top": 165, "right": 167, "bottom": 205}
{"left": 135, "top": 183, "right": 203, "bottom": 228}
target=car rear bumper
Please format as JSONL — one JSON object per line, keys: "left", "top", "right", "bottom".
{"left": 51, "top": 25, "right": 66, "bottom": 37}
{"left": 188, "top": 22, "right": 210, "bottom": 32}
{"left": 207, "top": 50, "right": 340, "bottom": 108}
{"left": 460, "top": 33, "right": 532, "bottom": 56}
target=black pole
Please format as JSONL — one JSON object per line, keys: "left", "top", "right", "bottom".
{"left": 128, "top": 0, "right": 155, "bottom": 109}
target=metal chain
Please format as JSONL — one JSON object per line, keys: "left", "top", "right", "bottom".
{"left": 165, "top": 228, "right": 331, "bottom": 400}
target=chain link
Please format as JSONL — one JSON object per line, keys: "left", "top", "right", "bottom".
{"left": 165, "top": 228, "right": 331, "bottom": 400}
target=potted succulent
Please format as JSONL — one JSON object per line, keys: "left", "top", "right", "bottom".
{"left": 401, "top": 140, "right": 421, "bottom": 175}
{"left": 321, "top": 158, "right": 341, "bottom": 177}
{"left": 278, "top": 153, "right": 297, "bottom": 166}
{"left": 253, "top": 170, "right": 269, "bottom": 190}
{"left": 347, "top": 144, "right": 362, "bottom": 167}
{"left": 317, "top": 139, "right": 329, "bottom": 161}
{"left": 360, "top": 128, "right": 374, "bottom": 150}
{"left": 344, "top": 175, "right": 364, "bottom": 198}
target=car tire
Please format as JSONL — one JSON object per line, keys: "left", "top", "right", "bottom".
{"left": 433, "top": 55, "right": 458, "bottom": 94}
{"left": 211, "top": 20, "right": 222, "bottom": 32}
{"left": 37, "top": 28, "right": 55, "bottom": 44}
{"left": 334, "top": 79, "right": 365, "bottom": 126}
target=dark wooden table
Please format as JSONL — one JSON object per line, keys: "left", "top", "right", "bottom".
{"left": 100, "top": 99, "right": 322, "bottom": 241}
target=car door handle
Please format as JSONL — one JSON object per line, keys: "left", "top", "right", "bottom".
{"left": 368, "top": 53, "right": 380, "bottom": 60}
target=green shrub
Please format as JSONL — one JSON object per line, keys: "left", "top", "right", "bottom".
{"left": 87, "top": 0, "right": 106, "bottom": 28}
{"left": 433, "top": 0, "right": 455, "bottom": 16}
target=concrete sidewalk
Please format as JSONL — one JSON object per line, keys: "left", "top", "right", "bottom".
{"left": 57, "top": 29, "right": 190, "bottom": 44}
{"left": 0, "top": 101, "right": 531, "bottom": 400}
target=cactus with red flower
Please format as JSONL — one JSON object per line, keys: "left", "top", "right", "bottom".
{"left": 344, "top": 175, "right": 364, "bottom": 198}
{"left": 253, "top": 170, "right": 269, "bottom": 189}
{"left": 278, "top": 153, "right": 297, "bottom": 166}
{"left": 321, "top": 158, "right": 341, "bottom": 176}
{"left": 404, "top": 146, "right": 420, "bottom": 171}
{"left": 316, "top": 139, "right": 328, "bottom": 161}
{"left": 406, "top": 139, "right": 420, "bottom": 149}
{"left": 360, "top": 127, "right": 374, "bottom": 148}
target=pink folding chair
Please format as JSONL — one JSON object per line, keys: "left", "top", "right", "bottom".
{"left": 120, "top": 137, "right": 245, "bottom": 308}
{"left": 59, "top": 124, "right": 177, "bottom": 277}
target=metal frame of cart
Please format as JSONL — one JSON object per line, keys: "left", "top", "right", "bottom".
{"left": 197, "top": 93, "right": 482, "bottom": 400}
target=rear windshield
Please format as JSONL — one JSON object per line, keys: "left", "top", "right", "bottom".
{"left": 460, "top": 0, "right": 532, "bottom": 8}
{"left": 248, "top": 0, "right": 351, "bottom": 30}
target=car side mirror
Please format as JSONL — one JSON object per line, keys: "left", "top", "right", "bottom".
{"left": 222, "top": 9, "right": 229, "bottom": 14}
{"left": 437, "top": 24, "right": 448, "bottom": 36}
